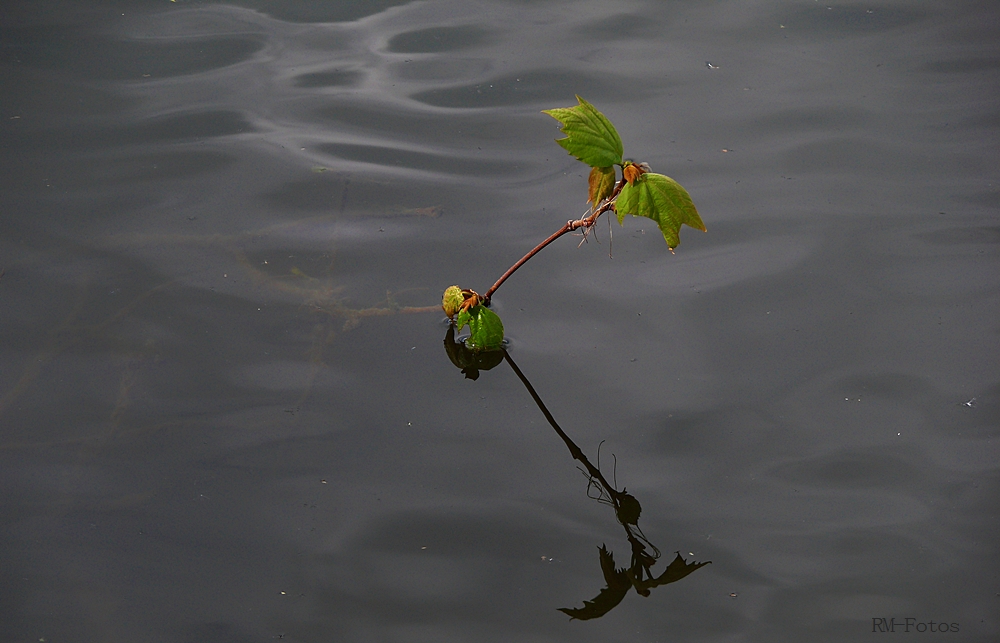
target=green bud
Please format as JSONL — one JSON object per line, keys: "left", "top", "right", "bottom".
{"left": 442, "top": 285, "right": 464, "bottom": 318}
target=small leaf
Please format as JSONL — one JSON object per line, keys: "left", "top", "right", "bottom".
{"left": 456, "top": 305, "right": 504, "bottom": 351}
{"left": 543, "top": 96, "right": 624, "bottom": 168}
{"left": 615, "top": 172, "right": 706, "bottom": 250}
{"left": 588, "top": 166, "right": 616, "bottom": 206}
{"left": 455, "top": 308, "right": 473, "bottom": 333}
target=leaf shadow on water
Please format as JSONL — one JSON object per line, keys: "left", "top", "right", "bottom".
{"left": 442, "top": 327, "right": 710, "bottom": 619}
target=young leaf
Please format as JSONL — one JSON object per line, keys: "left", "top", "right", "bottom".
{"left": 621, "top": 160, "right": 647, "bottom": 186}
{"left": 588, "top": 166, "right": 616, "bottom": 206}
{"left": 615, "top": 172, "right": 706, "bottom": 250}
{"left": 455, "top": 308, "right": 472, "bottom": 332}
{"left": 543, "top": 96, "right": 624, "bottom": 169}
{"left": 456, "top": 305, "right": 504, "bottom": 351}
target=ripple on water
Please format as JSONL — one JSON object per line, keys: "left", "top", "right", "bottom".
{"left": 315, "top": 142, "right": 525, "bottom": 178}
{"left": 410, "top": 69, "right": 626, "bottom": 108}
{"left": 292, "top": 69, "right": 365, "bottom": 88}
{"left": 233, "top": 0, "right": 414, "bottom": 23}
{"left": 386, "top": 25, "right": 496, "bottom": 53}
{"left": 310, "top": 100, "right": 547, "bottom": 153}
{"left": 2, "top": 25, "right": 265, "bottom": 80}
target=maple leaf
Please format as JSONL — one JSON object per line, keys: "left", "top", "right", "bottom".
{"left": 615, "top": 172, "right": 706, "bottom": 250}
{"left": 543, "top": 96, "right": 624, "bottom": 169}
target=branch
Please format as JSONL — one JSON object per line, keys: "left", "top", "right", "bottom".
{"left": 482, "top": 179, "right": 625, "bottom": 305}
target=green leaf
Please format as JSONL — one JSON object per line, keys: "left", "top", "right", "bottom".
{"left": 614, "top": 172, "right": 706, "bottom": 250}
{"left": 455, "top": 305, "right": 504, "bottom": 351}
{"left": 455, "top": 308, "right": 472, "bottom": 333}
{"left": 588, "top": 166, "right": 616, "bottom": 206}
{"left": 543, "top": 96, "right": 624, "bottom": 168}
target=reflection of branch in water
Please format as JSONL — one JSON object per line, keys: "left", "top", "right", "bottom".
{"left": 4, "top": 213, "right": 442, "bottom": 426}
{"left": 102, "top": 219, "right": 439, "bottom": 406}
{"left": 0, "top": 279, "right": 90, "bottom": 419}
{"left": 440, "top": 332, "right": 709, "bottom": 618}
{"left": 500, "top": 348, "right": 710, "bottom": 620}
{"left": 0, "top": 236, "right": 440, "bottom": 630}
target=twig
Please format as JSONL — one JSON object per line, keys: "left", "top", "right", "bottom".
{"left": 482, "top": 179, "right": 625, "bottom": 304}
{"left": 503, "top": 349, "right": 616, "bottom": 493}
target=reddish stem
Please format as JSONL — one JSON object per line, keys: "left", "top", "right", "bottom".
{"left": 482, "top": 179, "right": 625, "bottom": 305}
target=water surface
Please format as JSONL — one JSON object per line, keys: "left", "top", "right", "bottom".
{"left": 1, "top": 1, "right": 998, "bottom": 641}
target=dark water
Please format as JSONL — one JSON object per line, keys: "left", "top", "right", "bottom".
{"left": 2, "top": 1, "right": 998, "bottom": 641}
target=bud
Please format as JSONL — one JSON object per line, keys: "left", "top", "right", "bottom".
{"left": 622, "top": 160, "right": 648, "bottom": 186}
{"left": 442, "top": 285, "right": 464, "bottom": 318}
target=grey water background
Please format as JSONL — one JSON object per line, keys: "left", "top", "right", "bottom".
{"left": 1, "top": 0, "right": 998, "bottom": 640}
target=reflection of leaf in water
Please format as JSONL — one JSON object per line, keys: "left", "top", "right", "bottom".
{"left": 558, "top": 545, "right": 630, "bottom": 620}
{"left": 638, "top": 552, "right": 711, "bottom": 591}
{"left": 446, "top": 338, "right": 711, "bottom": 619}
{"left": 560, "top": 548, "right": 710, "bottom": 620}
{"left": 443, "top": 324, "right": 503, "bottom": 380}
